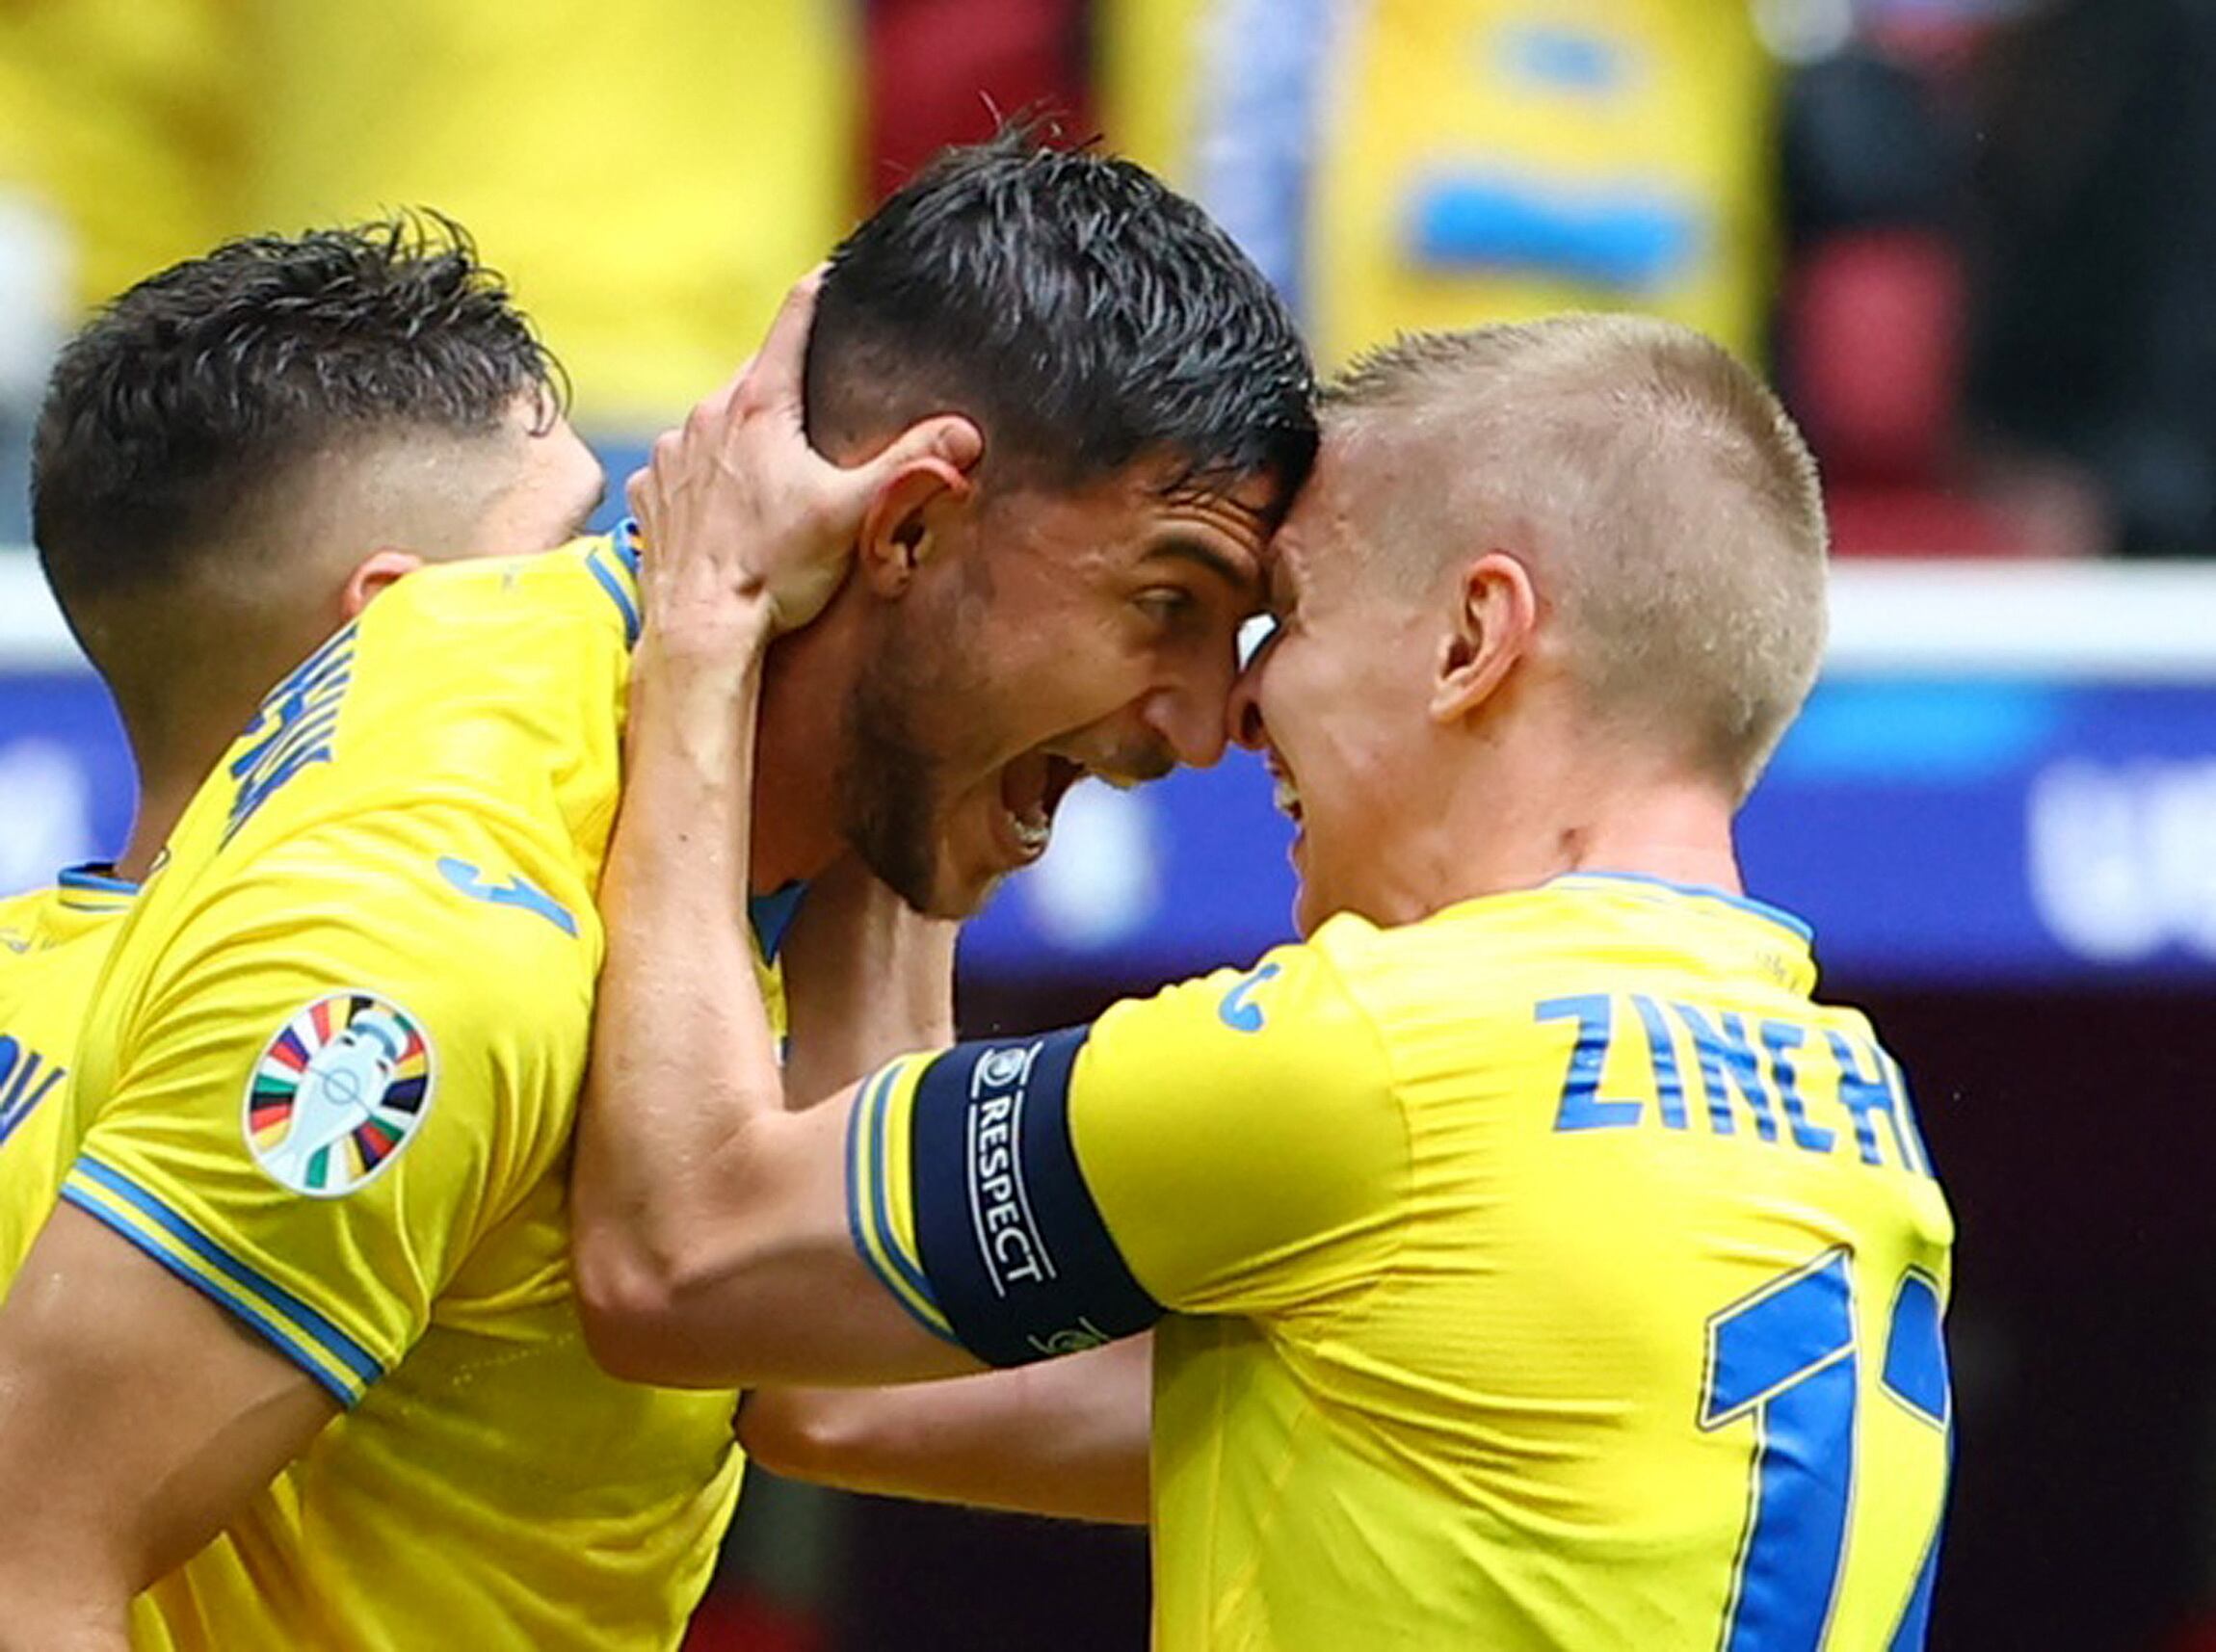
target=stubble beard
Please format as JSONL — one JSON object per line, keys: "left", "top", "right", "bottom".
{"left": 837, "top": 621, "right": 959, "bottom": 917}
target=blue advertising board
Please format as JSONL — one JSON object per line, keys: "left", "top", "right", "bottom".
{"left": 8, "top": 599, "right": 2216, "bottom": 984}
{"left": 959, "top": 674, "right": 2216, "bottom": 985}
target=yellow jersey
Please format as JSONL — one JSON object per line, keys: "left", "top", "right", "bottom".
{"left": 51, "top": 534, "right": 781, "bottom": 1651}
{"left": 852, "top": 875, "right": 1954, "bottom": 1651}
{"left": 0, "top": 868, "right": 137, "bottom": 1281}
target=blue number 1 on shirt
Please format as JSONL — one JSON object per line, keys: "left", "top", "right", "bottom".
{"left": 1702, "top": 1250, "right": 1857, "bottom": 1650}
{"left": 1701, "top": 1250, "right": 1950, "bottom": 1651}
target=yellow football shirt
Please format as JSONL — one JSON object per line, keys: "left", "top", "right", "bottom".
{"left": 0, "top": 868, "right": 137, "bottom": 1281}
{"left": 852, "top": 875, "right": 1954, "bottom": 1651}
{"left": 52, "top": 534, "right": 782, "bottom": 1651}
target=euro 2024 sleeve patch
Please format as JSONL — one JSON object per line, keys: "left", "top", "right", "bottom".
{"left": 244, "top": 991, "right": 435, "bottom": 1197}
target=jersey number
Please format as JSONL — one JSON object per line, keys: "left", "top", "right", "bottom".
{"left": 1701, "top": 1250, "right": 1950, "bottom": 1652}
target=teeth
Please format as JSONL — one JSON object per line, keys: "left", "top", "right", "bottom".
{"left": 1272, "top": 774, "right": 1301, "bottom": 817}
{"left": 1010, "top": 810, "right": 1052, "bottom": 852}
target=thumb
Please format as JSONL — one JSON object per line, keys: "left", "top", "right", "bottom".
{"left": 862, "top": 414, "right": 984, "bottom": 496}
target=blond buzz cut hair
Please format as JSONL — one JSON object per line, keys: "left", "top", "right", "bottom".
{"left": 1323, "top": 314, "right": 1830, "bottom": 799}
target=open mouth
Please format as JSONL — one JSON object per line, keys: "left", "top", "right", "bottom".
{"left": 997, "top": 751, "right": 1089, "bottom": 863}
{"left": 1267, "top": 754, "right": 1303, "bottom": 825}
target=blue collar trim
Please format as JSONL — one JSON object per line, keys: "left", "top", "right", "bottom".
{"left": 748, "top": 881, "right": 807, "bottom": 962}
{"left": 1546, "top": 871, "right": 1814, "bottom": 945}
{"left": 57, "top": 862, "right": 139, "bottom": 897}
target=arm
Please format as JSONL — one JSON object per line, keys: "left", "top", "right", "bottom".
{"left": 739, "top": 1336, "right": 1151, "bottom": 1525}
{"left": 0, "top": 1205, "right": 337, "bottom": 1651}
{"left": 753, "top": 862, "right": 1154, "bottom": 1523}
{"left": 571, "top": 275, "right": 983, "bottom": 1386}
{"left": 574, "top": 596, "right": 982, "bottom": 1385}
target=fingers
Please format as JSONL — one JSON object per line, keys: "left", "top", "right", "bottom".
{"left": 624, "top": 462, "right": 652, "bottom": 523}
{"left": 746, "top": 266, "right": 829, "bottom": 415}
{"left": 861, "top": 414, "right": 985, "bottom": 495}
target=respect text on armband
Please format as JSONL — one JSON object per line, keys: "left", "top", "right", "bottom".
{"left": 965, "top": 1043, "right": 1058, "bottom": 1294}
{"left": 1537, "top": 993, "right": 1938, "bottom": 1176}
{"left": 227, "top": 624, "right": 357, "bottom": 839}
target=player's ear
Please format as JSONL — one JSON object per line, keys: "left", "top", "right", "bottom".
{"left": 341, "top": 548, "right": 428, "bottom": 621}
{"left": 1430, "top": 551, "right": 1537, "bottom": 723}
{"left": 854, "top": 446, "right": 976, "bottom": 600}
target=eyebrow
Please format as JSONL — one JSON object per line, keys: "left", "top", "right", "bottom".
{"left": 1150, "top": 536, "right": 1262, "bottom": 603}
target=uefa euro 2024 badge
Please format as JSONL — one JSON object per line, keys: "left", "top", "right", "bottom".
{"left": 244, "top": 991, "right": 435, "bottom": 1197}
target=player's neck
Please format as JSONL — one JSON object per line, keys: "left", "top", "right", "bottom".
{"left": 111, "top": 625, "right": 325, "bottom": 882}
{"left": 748, "top": 624, "right": 848, "bottom": 892}
{"left": 1401, "top": 727, "right": 1742, "bottom": 923}
{"left": 114, "top": 715, "right": 252, "bottom": 882}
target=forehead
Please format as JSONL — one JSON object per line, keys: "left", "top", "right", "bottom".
{"left": 1265, "top": 433, "right": 1374, "bottom": 593}
{"left": 999, "top": 455, "right": 1279, "bottom": 571}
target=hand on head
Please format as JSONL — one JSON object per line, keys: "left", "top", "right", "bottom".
{"left": 627, "top": 270, "right": 985, "bottom": 651}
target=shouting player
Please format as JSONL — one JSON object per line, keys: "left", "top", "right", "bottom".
{"left": 574, "top": 315, "right": 1956, "bottom": 1648}
{"left": 0, "top": 217, "right": 600, "bottom": 1279}
{"left": 0, "top": 137, "right": 1313, "bottom": 1650}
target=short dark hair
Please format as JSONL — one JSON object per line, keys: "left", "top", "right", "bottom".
{"left": 32, "top": 212, "right": 561, "bottom": 615}
{"left": 806, "top": 129, "right": 1317, "bottom": 510}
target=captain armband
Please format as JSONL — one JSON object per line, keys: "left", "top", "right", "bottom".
{"left": 907, "top": 1028, "right": 1163, "bottom": 1367}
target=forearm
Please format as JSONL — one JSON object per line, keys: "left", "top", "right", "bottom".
{"left": 0, "top": 1586, "right": 129, "bottom": 1652}
{"left": 576, "top": 614, "right": 786, "bottom": 1297}
{"left": 0, "top": 1578, "right": 129, "bottom": 1652}
{"left": 740, "top": 1335, "right": 1152, "bottom": 1525}
{"left": 0, "top": 1206, "right": 339, "bottom": 1652}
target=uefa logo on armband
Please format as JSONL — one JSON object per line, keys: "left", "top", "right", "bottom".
{"left": 975, "top": 1045, "right": 1035, "bottom": 1090}
{"left": 243, "top": 990, "right": 436, "bottom": 1197}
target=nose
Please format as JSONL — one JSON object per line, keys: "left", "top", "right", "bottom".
{"left": 1225, "top": 648, "right": 1270, "bottom": 752}
{"left": 1136, "top": 627, "right": 1251, "bottom": 771}
{"left": 1142, "top": 677, "right": 1231, "bottom": 770}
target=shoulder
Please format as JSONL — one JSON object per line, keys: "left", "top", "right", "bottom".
{"left": 0, "top": 872, "right": 135, "bottom": 965}
{"left": 0, "top": 887, "right": 60, "bottom": 958}
{"left": 1095, "top": 923, "right": 1377, "bottom": 1052}
{"left": 1072, "top": 931, "right": 1399, "bottom": 1165}
{"left": 368, "top": 535, "right": 639, "bottom": 644}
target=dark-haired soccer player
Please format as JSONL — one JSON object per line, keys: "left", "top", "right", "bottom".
{"left": 573, "top": 315, "right": 1956, "bottom": 1649}
{"left": 0, "top": 216, "right": 601, "bottom": 1281}
{"left": 0, "top": 135, "right": 1314, "bottom": 1651}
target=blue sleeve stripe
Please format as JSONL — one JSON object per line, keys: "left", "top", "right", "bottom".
{"left": 861, "top": 1066, "right": 937, "bottom": 1306}
{"left": 66, "top": 1158, "right": 383, "bottom": 1392}
{"left": 843, "top": 1066, "right": 958, "bottom": 1345}
{"left": 61, "top": 1181, "right": 363, "bottom": 1407}
{"left": 585, "top": 545, "right": 642, "bottom": 645}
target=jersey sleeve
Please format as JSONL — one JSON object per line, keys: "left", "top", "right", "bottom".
{"left": 845, "top": 939, "right": 1405, "bottom": 1368}
{"left": 61, "top": 816, "right": 593, "bottom": 1406}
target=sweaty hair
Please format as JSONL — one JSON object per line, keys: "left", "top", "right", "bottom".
{"left": 1326, "top": 316, "right": 1829, "bottom": 797}
{"left": 805, "top": 128, "right": 1318, "bottom": 511}
{"left": 32, "top": 213, "right": 561, "bottom": 622}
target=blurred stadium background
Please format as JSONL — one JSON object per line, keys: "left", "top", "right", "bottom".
{"left": 3, "top": 1, "right": 2212, "bottom": 1646}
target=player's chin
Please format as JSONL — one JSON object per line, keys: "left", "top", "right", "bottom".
{"left": 912, "top": 833, "right": 1016, "bottom": 920}
{"left": 1289, "top": 847, "right": 1338, "bottom": 938}
{"left": 915, "top": 788, "right": 1053, "bottom": 917}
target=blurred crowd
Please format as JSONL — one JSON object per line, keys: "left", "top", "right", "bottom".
{"left": 0, "top": 0, "right": 2210, "bottom": 561}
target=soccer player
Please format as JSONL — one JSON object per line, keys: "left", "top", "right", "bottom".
{"left": 0, "top": 217, "right": 602, "bottom": 1280}
{"left": 573, "top": 316, "right": 1957, "bottom": 1648}
{"left": 0, "top": 136, "right": 1313, "bottom": 1650}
